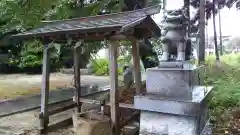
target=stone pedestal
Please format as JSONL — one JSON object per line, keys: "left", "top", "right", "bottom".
{"left": 134, "top": 64, "right": 212, "bottom": 135}
{"left": 121, "top": 122, "right": 139, "bottom": 135}
{"left": 72, "top": 110, "right": 111, "bottom": 135}
{"left": 146, "top": 65, "right": 200, "bottom": 100}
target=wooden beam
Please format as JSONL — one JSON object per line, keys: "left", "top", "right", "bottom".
{"left": 131, "top": 39, "right": 142, "bottom": 94}
{"left": 108, "top": 40, "right": 120, "bottom": 135}
{"left": 74, "top": 44, "right": 82, "bottom": 112}
{"left": 109, "top": 35, "right": 128, "bottom": 40}
{"left": 73, "top": 96, "right": 135, "bottom": 109}
{"left": 40, "top": 44, "right": 50, "bottom": 132}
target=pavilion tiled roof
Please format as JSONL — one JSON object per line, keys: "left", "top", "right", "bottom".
{"left": 12, "top": 5, "right": 161, "bottom": 42}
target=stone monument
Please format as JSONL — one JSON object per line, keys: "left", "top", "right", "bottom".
{"left": 123, "top": 65, "right": 134, "bottom": 89}
{"left": 133, "top": 7, "right": 213, "bottom": 135}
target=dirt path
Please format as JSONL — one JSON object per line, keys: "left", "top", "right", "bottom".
{"left": 0, "top": 105, "right": 75, "bottom": 135}
{"left": 0, "top": 73, "right": 109, "bottom": 100}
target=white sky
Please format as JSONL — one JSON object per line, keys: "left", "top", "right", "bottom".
{"left": 151, "top": 0, "right": 240, "bottom": 37}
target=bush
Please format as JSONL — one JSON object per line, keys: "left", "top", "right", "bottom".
{"left": 90, "top": 57, "right": 128, "bottom": 76}
{"left": 91, "top": 59, "right": 109, "bottom": 76}
{"left": 201, "top": 54, "right": 240, "bottom": 134}
{"left": 18, "top": 40, "right": 63, "bottom": 73}
{"left": 205, "top": 54, "right": 240, "bottom": 121}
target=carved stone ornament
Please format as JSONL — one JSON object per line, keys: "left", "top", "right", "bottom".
{"left": 159, "top": 7, "right": 191, "bottom": 63}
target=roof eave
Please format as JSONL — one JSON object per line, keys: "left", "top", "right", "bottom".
{"left": 12, "top": 25, "right": 123, "bottom": 40}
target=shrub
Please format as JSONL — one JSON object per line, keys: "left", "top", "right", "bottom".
{"left": 18, "top": 40, "right": 64, "bottom": 73}
{"left": 205, "top": 54, "right": 240, "bottom": 122}
{"left": 90, "top": 57, "right": 128, "bottom": 76}
{"left": 91, "top": 58, "right": 109, "bottom": 76}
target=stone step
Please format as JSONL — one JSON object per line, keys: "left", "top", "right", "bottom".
{"left": 121, "top": 122, "right": 139, "bottom": 135}
{"left": 0, "top": 126, "right": 25, "bottom": 135}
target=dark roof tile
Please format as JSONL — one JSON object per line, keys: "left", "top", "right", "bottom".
{"left": 13, "top": 5, "right": 161, "bottom": 40}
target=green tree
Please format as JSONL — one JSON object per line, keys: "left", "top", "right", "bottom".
{"left": 0, "top": 0, "right": 119, "bottom": 72}
{"left": 1, "top": 0, "right": 239, "bottom": 72}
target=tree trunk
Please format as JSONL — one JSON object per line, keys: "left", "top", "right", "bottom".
{"left": 205, "top": 22, "right": 208, "bottom": 50}
{"left": 162, "top": 0, "right": 166, "bottom": 9}
{"left": 198, "top": 0, "right": 206, "bottom": 64}
{"left": 184, "top": 0, "right": 190, "bottom": 37}
{"left": 218, "top": 8, "right": 223, "bottom": 55}
{"left": 213, "top": 0, "right": 220, "bottom": 61}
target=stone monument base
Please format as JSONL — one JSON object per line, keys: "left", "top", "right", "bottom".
{"left": 146, "top": 65, "right": 201, "bottom": 100}
{"left": 140, "top": 112, "right": 197, "bottom": 135}
{"left": 72, "top": 110, "right": 111, "bottom": 135}
{"left": 139, "top": 111, "right": 212, "bottom": 135}
{"left": 135, "top": 62, "right": 212, "bottom": 135}
{"left": 135, "top": 86, "right": 212, "bottom": 135}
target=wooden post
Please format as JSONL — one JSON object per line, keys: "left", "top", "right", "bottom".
{"left": 74, "top": 45, "right": 81, "bottom": 112}
{"left": 40, "top": 44, "right": 50, "bottom": 132}
{"left": 199, "top": 0, "right": 205, "bottom": 64}
{"left": 131, "top": 39, "right": 142, "bottom": 94}
{"left": 108, "top": 40, "right": 120, "bottom": 135}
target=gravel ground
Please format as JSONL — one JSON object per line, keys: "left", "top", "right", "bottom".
{"left": 0, "top": 109, "right": 39, "bottom": 134}
{"left": 0, "top": 101, "right": 76, "bottom": 135}
{"left": 47, "top": 126, "right": 75, "bottom": 135}
{"left": 0, "top": 73, "right": 142, "bottom": 135}
{"left": 0, "top": 73, "right": 109, "bottom": 100}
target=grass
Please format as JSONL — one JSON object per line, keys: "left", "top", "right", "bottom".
{"left": 204, "top": 53, "right": 240, "bottom": 134}
{"left": 205, "top": 54, "right": 240, "bottom": 114}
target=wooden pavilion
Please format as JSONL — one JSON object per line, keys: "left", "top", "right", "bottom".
{"left": 12, "top": 5, "right": 161, "bottom": 135}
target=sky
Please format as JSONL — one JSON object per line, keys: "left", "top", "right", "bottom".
{"left": 151, "top": 0, "right": 240, "bottom": 37}
{"left": 97, "top": 0, "right": 240, "bottom": 57}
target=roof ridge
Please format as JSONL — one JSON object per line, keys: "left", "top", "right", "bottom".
{"left": 41, "top": 5, "right": 161, "bottom": 24}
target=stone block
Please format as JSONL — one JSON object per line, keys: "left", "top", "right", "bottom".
{"left": 136, "top": 87, "right": 213, "bottom": 135}
{"left": 146, "top": 66, "right": 201, "bottom": 100}
{"left": 121, "top": 122, "right": 139, "bottom": 135}
{"left": 140, "top": 111, "right": 198, "bottom": 135}
{"left": 139, "top": 111, "right": 211, "bottom": 135}
{"left": 72, "top": 110, "right": 111, "bottom": 135}
{"left": 134, "top": 86, "right": 212, "bottom": 116}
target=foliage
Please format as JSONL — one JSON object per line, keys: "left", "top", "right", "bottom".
{"left": 90, "top": 55, "right": 132, "bottom": 76}
{"left": 226, "top": 36, "right": 240, "bottom": 50}
{"left": 204, "top": 54, "right": 240, "bottom": 124}
{"left": 190, "top": 0, "right": 240, "bottom": 33}
{"left": 0, "top": 0, "right": 161, "bottom": 73}
{"left": 18, "top": 40, "right": 63, "bottom": 73}
{"left": 0, "top": 0, "right": 238, "bottom": 73}
{"left": 123, "top": 0, "right": 161, "bottom": 11}
{"left": 0, "top": 0, "right": 58, "bottom": 32}
{"left": 203, "top": 54, "right": 240, "bottom": 134}
{"left": 225, "top": 0, "right": 240, "bottom": 9}
{"left": 0, "top": 0, "right": 119, "bottom": 72}
{"left": 19, "top": 40, "right": 44, "bottom": 69}
{"left": 212, "top": 108, "right": 240, "bottom": 134}
{"left": 91, "top": 58, "right": 110, "bottom": 76}
{"left": 205, "top": 58, "right": 240, "bottom": 134}
{"left": 150, "top": 37, "right": 162, "bottom": 59}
